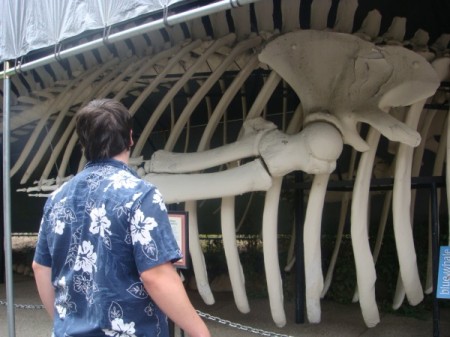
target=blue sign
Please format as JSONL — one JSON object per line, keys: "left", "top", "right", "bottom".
{"left": 437, "top": 246, "right": 450, "bottom": 299}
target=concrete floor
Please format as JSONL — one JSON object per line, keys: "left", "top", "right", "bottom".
{"left": 1, "top": 274, "right": 450, "bottom": 337}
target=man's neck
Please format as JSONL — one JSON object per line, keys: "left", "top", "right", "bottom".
{"left": 113, "top": 150, "right": 130, "bottom": 165}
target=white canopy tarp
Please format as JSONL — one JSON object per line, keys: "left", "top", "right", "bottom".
{"left": 0, "top": 0, "right": 186, "bottom": 62}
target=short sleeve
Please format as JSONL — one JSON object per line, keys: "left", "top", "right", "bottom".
{"left": 33, "top": 217, "right": 52, "bottom": 267}
{"left": 129, "top": 187, "right": 182, "bottom": 273}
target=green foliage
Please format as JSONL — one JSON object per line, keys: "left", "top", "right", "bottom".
{"left": 321, "top": 217, "right": 450, "bottom": 318}
{"left": 201, "top": 235, "right": 292, "bottom": 299}
{"left": 321, "top": 235, "right": 357, "bottom": 304}
{"left": 200, "top": 218, "right": 449, "bottom": 320}
{"left": 12, "top": 247, "right": 35, "bottom": 267}
{"left": 202, "top": 238, "right": 229, "bottom": 277}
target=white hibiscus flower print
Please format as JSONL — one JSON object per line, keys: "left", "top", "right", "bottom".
{"left": 130, "top": 209, "right": 158, "bottom": 245}
{"left": 54, "top": 277, "right": 77, "bottom": 319}
{"left": 103, "top": 318, "right": 136, "bottom": 337}
{"left": 85, "top": 198, "right": 95, "bottom": 214}
{"left": 104, "top": 171, "right": 138, "bottom": 191}
{"left": 74, "top": 241, "right": 97, "bottom": 273}
{"left": 86, "top": 173, "right": 103, "bottom": 191}
{"left": 126, "top": 192, "right": 143, "bottom": 209}
{"left": 54, "top": 220, "right": 65, "bottom": 235}
{"left": 89, "top": 204, "right": 112, "bottom": 238}
{"left": 114, "top": 192, "right": 142, "bottom": 219}
{"left": 57, "top": 276, "right": 67, "bottom": 287}
{"left": 132, "top": 192, "right": 142, "bottom": 201}
{"left": 48, "top": 198, "right": 76, "bottom": 230}
{"left": 73, "top": 272, "right": 91, "bottom": 294}
{"left": 152, "top": 189, "right": 167, "bottom": 212}
{"left": 56, "top": 302, "right": 67, "bottom": 318}
{"left": 55, "top": 294, "right": 77, "bottom": 319}
{"left": 73, "top": 272, "right": 99, "bottom": 305}
{"left": 50, "top": 182, "right": 67, "bottom": 200}
{"left": 144, "top": 302, "right": 155, "bottom": 316}
{"left": 103, "top": 302, "right": 137, "bottom": 337}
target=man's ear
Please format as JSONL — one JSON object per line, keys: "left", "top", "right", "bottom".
{"left": 129, "top": 129, "right": 134, "bottom": 148}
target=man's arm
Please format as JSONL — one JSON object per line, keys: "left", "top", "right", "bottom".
{"left": 141, "top": 262, "right": 210, "bottom": 337}
{"left": 32, "top": 261, "right": 55, "bottom": 319}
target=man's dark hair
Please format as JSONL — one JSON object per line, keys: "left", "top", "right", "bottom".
{"left": 75, "top": 99, "right": 133, "bottom": 161}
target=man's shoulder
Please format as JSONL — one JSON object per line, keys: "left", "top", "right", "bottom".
{"left": 52, "top": 163, "right": 154, "bottom": 196}
{"left": 102, "top": 165, "right": 155, "bottom": 194}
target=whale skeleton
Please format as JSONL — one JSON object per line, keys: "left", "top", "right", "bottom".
{"left": 3, "top": 0, "right": 450, "bottom": 329}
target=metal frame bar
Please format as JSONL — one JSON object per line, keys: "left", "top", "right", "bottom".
{"left": 0, "top": 0, "right": 262, "bottom": 79}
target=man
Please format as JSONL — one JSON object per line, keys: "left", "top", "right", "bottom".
{"left": 32, "top": 99, "right": 210, "bottom": 337}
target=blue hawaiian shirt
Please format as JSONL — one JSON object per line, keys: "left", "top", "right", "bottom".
{"left": 34, "top": 159, "right": 182, "bottom": 337}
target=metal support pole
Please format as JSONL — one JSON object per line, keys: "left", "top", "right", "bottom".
{"left": 294, "top": 172, "right": 305, "bottom": 323}
{"left": 430, "top": 182, "right": 440, "bottom": 337}
{"left": 3, "top": 61, "right": 16, "bottom": 337}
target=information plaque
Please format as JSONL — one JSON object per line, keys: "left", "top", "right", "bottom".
{"left": 168, "top": 211, "right": 189, "bottom": 269}
{"left": 437, "top": 246, "right": 450, "bottom": 299}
